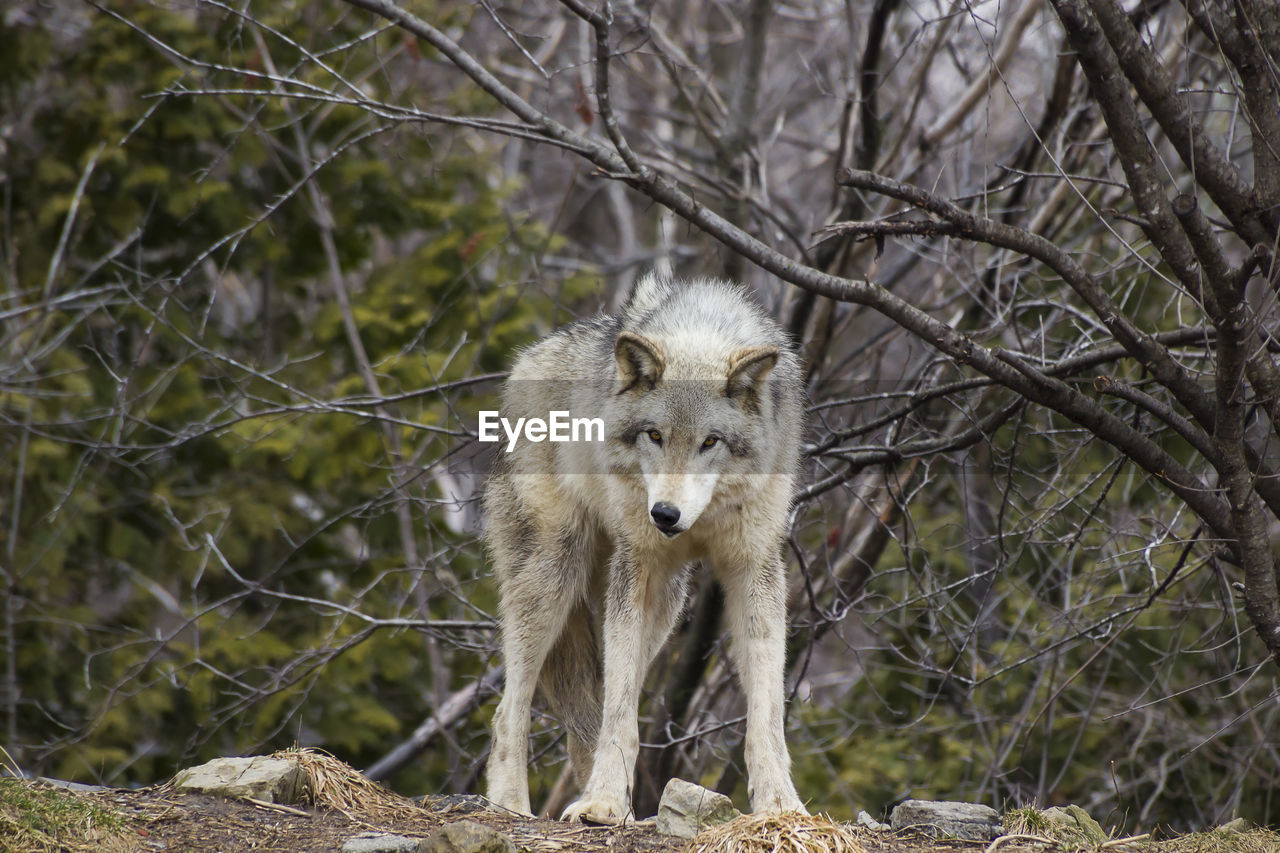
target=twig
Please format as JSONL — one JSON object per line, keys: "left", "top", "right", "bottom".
{"left": 364, "top": 668, "right": 505, "bottom": 780}
{"left": 1101, "top": 834, "right": 1150, "bottom": 848}
{"left": 246, "top": 797, "right": 310, "bottom": 816}
{"left": 983, "top": 834, "right": 1054, "bottom": 853}
{"left": 920, "top": 0, "right": 1041, "bottom": 149}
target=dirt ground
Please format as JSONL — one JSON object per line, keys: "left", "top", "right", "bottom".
{"left": 84, "top": 786, "right": 1024, "bottom": 853}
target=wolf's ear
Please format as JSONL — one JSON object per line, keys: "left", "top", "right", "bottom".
{"left": 725, "top": 345, "right": 778, "bottom": 410}
{"left": 615, "top": 331, "right": 665, "bottom": 391}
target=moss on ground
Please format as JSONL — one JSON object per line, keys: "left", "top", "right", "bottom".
{"left": 0, "top": 777, "right": 134, "bottom": 853}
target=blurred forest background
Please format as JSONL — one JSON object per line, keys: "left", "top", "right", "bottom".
{"left": 3, "top": 0, "right": 1279, "bottom": 834}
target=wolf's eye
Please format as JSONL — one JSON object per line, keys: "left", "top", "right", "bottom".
{"left": 702, "top": 436, "right": 719, "bottom": 449}
{"left": 647, "top": 430, "right": 663, "bottom": 444}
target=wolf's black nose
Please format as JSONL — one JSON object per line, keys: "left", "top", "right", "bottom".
{"left": 650, "top": 502, "right": 681, "bottom": 529}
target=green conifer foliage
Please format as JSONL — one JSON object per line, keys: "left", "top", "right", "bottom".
{"left": 0, "top": 0, "right": 591, "bottom": 793}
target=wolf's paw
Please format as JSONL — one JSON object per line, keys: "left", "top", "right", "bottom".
{"left": 561, "top": 792, "right": 632, "bottom": 825}
{"left": 749, "top": 788, "right": 808, "bottom": 816}
{"left": 488, "top": 799, "right": 534, "bottom": 818}
{"left": 483, "top": 784, "right": 533, "bottom": 817}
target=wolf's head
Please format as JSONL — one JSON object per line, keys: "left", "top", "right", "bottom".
{"left": 609, "top": 330, "right": 779, "bottom": 538}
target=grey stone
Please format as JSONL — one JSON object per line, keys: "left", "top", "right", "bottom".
{"left": 890, "top": 800, "right": 1002, "bottom": 841}
{"left": 342, "top": 833, "right": 423, "bottom": 853}
{"left": 37, "top": 777, "right": 112, "bottom": 794}
{"left": 1219, "top": 818, "right": 1250, "bottom": 833}
{"left": 171, "top": 756, "right": 304, "bottom": 804}
{"left": 856, "top": 810, "right": 891, "bottom": 831}
{"left": 655, "top": 778, "right": 741, "bottom": 838}
{"left": 423, "top": 794, "right": 492, "bottom": 815}
{"left": 417, "top": 820, "right": 517, "bottom": 853}
{"left": 1042, "top": 805, "right": 1106, "bottom": 844}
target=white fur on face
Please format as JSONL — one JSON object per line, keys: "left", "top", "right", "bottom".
{"left": 643, "top": 473, "right": 718, "bottom": 534}
{"left": 634, "top": 438, "right": 724, "bottom": 534}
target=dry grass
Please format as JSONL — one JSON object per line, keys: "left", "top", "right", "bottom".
{"left": 1002, "top": 806, "right": 1055, "bottom": 838}
{"left": 1146, "top": 827, "right": 1280, "bottom": 853}
{"left": 272, "top": 747, "right": 431, "bottom": 822}
{"left": 685, "top": 812, "right": 867, "bottom": 853}
{"left": 1001, "top": 806, "right": 1280, "bottom": 853}
{"left": 0, "top": 777, "right": 136, "bottom": 853}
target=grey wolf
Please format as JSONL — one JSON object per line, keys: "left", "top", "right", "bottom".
{"left": 482, "top": 274, "right": 807, "bottom": 823}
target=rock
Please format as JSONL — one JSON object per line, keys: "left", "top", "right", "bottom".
{"left": 890, "top": 800, "right": 1002, "bottom": 841}
{"left": 37, "top": 777, "right": 112, "bottom": 794}
{"left": 342, "top": 833, "right": 423, "bottom": 853}
{"left": 1042, "top": 805, "right": 1106, "bottom": 844}
{"left": 171, "top": 756, "right": 304, "bottom": 804}
{"left": 1218, "top": 817, "right": 1250, "bottom": 833}
{"left": 856, "top": 810, "right": 891, "bottom": 831}
{"left": 655, "top": 778, "right": 741, "bottom": 838}
{"left": 417, "top": 820, "right": 517, "bottom": 853}
{"left": 422, "top": 794, "right": 492, "bottom": 815}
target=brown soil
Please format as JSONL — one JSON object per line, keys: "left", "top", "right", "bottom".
{"left": 83, "top": 787, "right": 1023, "bottom": 853}
{"left": 91, "top": 787, "right": 685, "bottom": 853}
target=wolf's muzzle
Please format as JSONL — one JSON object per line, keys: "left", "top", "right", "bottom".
{"left": 650, "top": 502, "right": 683, "bottom": 537}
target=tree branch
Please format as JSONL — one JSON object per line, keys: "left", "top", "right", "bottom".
{"left": 920, "top": 1, "right": 1041, "bottom": 150}
{"left": 364, "top": 667, "right": 504, "bottom": 781}
{"left": 1086, "top": 0, "right": 1275, "bottom": 243}
{"left": 837, "top": 166, "right": 1216, "bottom": 428}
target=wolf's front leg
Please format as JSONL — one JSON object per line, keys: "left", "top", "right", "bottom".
{"left": 560, "top": 583, "right": 643, "bottom": 823}
{"left": 486, "top": 557, "right": 579, "bottom": 816}
{"left": 720, "top": 557, "right": 807, "bottom": 815}
{"left": 562, "top": 553, "right": 688, "bottom": 824}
